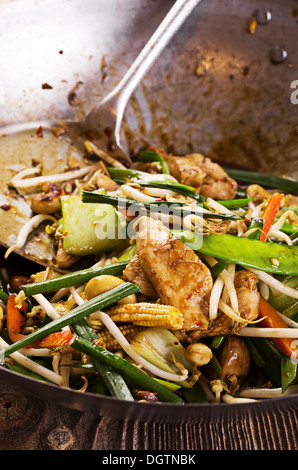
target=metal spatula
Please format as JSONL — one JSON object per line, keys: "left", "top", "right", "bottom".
{"left": 0, "top": 0, "right": 203, "bottom": 269}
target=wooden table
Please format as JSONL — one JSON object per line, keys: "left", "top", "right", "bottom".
{"left": 0, "top": 382, "right": 297, "bottom": 450}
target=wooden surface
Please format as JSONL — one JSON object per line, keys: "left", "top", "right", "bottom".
{"left": 0, "top": 382, "right": 297, "bottom": 450}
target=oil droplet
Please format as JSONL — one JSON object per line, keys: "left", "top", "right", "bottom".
{"left": 253, "top": 8, "right": 272, "bottom": 25}
{"left": 270, "top": 46, "right": 288, "bottom": 64}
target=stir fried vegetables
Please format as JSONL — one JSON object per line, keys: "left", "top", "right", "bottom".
{"left": 1, "top": 144, "right": 298, "bottom": 405}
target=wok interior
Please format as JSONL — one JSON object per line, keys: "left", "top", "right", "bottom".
{"left": 0, "top": 0, "right": 297, "bottom": 416}
{"left": 0, "top": 0, "right": 297, "bottom": 177}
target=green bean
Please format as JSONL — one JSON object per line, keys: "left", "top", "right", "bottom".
{"left": 1, "top": 282, "right": 141, "bottom": 358}
{"left": 20, "top": 260, "right": 129, "bottom": 296}
{"left": 171, "top": 230, "right": 298, "bottom": 276}
{"left": 72, "top": 336, "right": 184, "bottom": 404}
{"left": 72, "top": 318, "right": 134, "bottom": 400}
{"left": 281, "top": 356, "right": 298, "bottom": 393}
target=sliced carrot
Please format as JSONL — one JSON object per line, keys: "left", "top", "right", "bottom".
{"left": 6, "top": 294, "right": 73, "bottom": 348}
{"left": 32, "top": 330, "right": 73, "bottom": 348}
{"left": 6, "top": 294, "right": 28, "bottom": 343}
{"left": 258, "top": 296, "right": 296, "bottom": 359}
{"left": 259, "top": 193, "right": 283, "bottom": 241}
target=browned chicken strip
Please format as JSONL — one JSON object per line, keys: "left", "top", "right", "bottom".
{"left": 151, "top": 147, "right": 237, "bottom": 200}
{"left": 123, "top": 253, "right": 158, "bottom": 299}
{"left": 134, "top": 216, "right": 213, "bottom": 331}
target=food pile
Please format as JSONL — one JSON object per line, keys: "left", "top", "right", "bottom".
{"left": 0, "top": 144, "right": 298, "bottom": 404}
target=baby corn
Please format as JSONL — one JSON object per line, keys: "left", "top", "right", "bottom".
{"left": 95, "top": 324, "right": 144, "bottom": 351}
{"left": 106, "top": 303, "right": 184, "bottom": 330}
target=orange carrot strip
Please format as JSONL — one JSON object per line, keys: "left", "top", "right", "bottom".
{"left": 6, "top": 294, "right": 27, "bottom": 343}
{"left": 259, "top": 296, "right": 296, "bottom": 358}
{"left": 6, "top": 294, "right": 73, "bottom": 348}
{"left": 32, "top": 331, "right": 73, "bottom": 348}
{"left": 259, "top": 193, "right": 283, "bottom": 242}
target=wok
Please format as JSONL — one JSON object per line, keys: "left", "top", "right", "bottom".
{"left": 0, "top": 0, "right": 297, "bottom": 423}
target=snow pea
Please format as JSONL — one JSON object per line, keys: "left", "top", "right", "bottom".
{"left": 269, "top": 275, "right": 298, "bottom": 312}
{"left": 171, "top": 230, "right": 298, "bottom": 276}
{"left": 281, "top": 356, "right": 298, "bottom": 393}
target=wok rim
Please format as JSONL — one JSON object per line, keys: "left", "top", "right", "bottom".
{"left": 1, "top": 365, "right": 297, "bottom": 424}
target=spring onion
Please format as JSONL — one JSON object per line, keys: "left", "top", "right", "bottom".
{"left": 0, "top": 282, "right": 141, "bottom": 358}
{"left": 20, "top": 260, "right": 130, "bottom": 296}
{"left": 72, "top": 336, "right": 184, "bottom": 404}
{"left": 81, "top": 191, "right": 241, "bottom": 221}
{"left": 224, "top": 168, "right": 298, "bottom": 195}
{"left": 72, "top": 318, "right": 134, "bottom": 400}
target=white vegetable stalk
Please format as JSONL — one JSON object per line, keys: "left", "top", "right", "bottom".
{"left": 9, "top": 165, "right": 99, "bottom": 190}
{"left": 0, "top": 337, "right": 64, "bottom": 385}
{"left": 32, "top": 293, "right": 70, "bottom": 332}
{"left": 121, "top": 184, "right": 157, "bottom": 202}
{"left": 204, "top": 255, "right": 238, "bottom": 319}
{"left": 70, "top": 287, "right": 189, "bottom": 382}
{"left": 206, "top": 197, "right": 233, "bottom": 214}
{"left": 239, "top": 385, "right": 298, "bottom": 399}
{"left": 4, "top": 214, "right": 57, "bottom": 258}
{"left": 267, "top": 230, "right": 293, "bottom": 245}
{"left": 84, "top": 141, "right": 126, "bottom": 169}
{"left": 271, "top": 210, "right": 296, "bottom": 231}
{"left": 142, "top": 186, "right": 178, "bottom": 198}
{"left": 239, "top": 327, "right": 298, "bottom": 338}
{"left": 10, "top": 165, "right": 42, "bottom": 182}
{"left": 246, "top": 268, "right": 298, "bottom": 299}
{"left": 222, "top": 394, "right": 257, "bottom": 403}
{"left": 209, "top": 276, "right": 224, "bottom": 320}
{"left": 18, "top": 348, "right": 53, "bottom": 356}
{"left": 218, "top": 300, "right": 247, "bottom": 324}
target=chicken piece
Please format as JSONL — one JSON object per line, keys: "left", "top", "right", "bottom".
{"left": 206, "top": 336, "right": 251, "bottom": 392}
{"left": 152, "top": 147, "right": 237, "bottom": 200}
{"left": 246, "top": 184, "right": 271, "bottom": 204}
{"left": 164, "top": 153, "right": 206, "bottom": 189}
{"left": 123, "top": 254, "right": 158, "bottom": 299}
{"left": 134, "top": 216, "right": 213, "bottom": 331}
{"left": 234, "top": 269, "right": 260, "bottom": 321}
{"left": 188, "top": 270, "right": 260, "bottom": 340}
{"left": 199, "top": 157, "right": 237, "bottom": 200}
{"left": 218, "top": 336, "right": 251, "bottom": 390}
